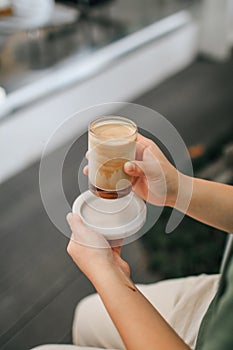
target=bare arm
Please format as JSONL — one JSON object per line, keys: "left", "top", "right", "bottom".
{"left": 173, "top": 175, "right": 233, "bottom": 233}
{"left": 93, "top": 263, "right": 190, "bottom": 350}
{"left": 67, "top": 214, "right": 190, "bottom": 350}
{"left": 123, "top": 134, "right": 233, "bottom": 233}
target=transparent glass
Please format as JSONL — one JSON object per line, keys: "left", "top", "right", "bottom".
{"left": 88, "top": 116, "right": 137, "bottom": 199}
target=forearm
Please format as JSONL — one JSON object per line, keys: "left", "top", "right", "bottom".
{"left": 91, "top": 264, "right": 190, "bottom": 350}
{"left": 172, "top": 174, "right": 233, "bottom": 233}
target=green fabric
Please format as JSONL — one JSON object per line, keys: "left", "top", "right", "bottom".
{"left": 195, "top": 242, "right": 233, "bottom": 350}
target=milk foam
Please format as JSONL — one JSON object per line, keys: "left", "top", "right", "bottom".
{"left": 91, "top": 123, "right": 135, "bottom": 139}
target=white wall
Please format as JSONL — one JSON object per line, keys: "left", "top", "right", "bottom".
{"left": 0, "top": 20, "right": 198, "bottom": 183}
{"left": 199, "top": 0, "right": 233, "bottom": 60}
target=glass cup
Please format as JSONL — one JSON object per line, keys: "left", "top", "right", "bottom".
{"left": 88, "top": 116, "right": 137, "bottom": 199}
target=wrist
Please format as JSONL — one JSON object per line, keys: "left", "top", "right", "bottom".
{"left": 90, "top": 261, "right": 134, "bottom": 292}
{"left": 165, "top": 167, "right": 179, "bottom": 207}
{"left": 166, "top": 171, "right": 193, "bottom": 209}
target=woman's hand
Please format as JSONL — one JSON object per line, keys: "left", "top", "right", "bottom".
{"left": 66, "top": 215, "right": 190, "bottom": 350}
{"left": 66, "top": 213, "right": 130, "bottom": 283}
{"left": 84, "top": 133, "right": 179, "bottom": 207}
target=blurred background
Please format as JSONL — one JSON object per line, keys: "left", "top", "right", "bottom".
{"left": 0, "top": 0, "right": 233, "bottom": 349}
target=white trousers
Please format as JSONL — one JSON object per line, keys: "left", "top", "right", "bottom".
{"left": 32, "top": 274, "right": 219, "bottom": 350}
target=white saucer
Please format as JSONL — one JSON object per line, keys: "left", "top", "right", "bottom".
{"left": 72, "top": 190, "right": 147, "bottom": 240}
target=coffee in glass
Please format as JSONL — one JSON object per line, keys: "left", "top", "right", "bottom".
{"left": 88, "top": 116, "right": 137, "bottom": 199}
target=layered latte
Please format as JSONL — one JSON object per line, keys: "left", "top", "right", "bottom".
{"left": 88, "top": 117, "right": 137, "bottom": 199}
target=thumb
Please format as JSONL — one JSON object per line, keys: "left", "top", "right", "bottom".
{"left": 124, "top": 161, "right": 146, "bottom": 177}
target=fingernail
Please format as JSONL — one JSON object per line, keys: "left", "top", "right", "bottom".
{"left": 125, "top": 162, "right": 134, "bottom": 171}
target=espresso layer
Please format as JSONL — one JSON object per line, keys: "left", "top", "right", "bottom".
{"left": 89, "top": 183, "right": 132, "bottom": 199}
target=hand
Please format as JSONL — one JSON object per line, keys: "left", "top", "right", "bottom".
{"left": 84, "top": 134, "right": 179, "bottom": 207}
{"left": 66, "top": 217, "right": 191, "bottom": 350}
{"left": 66, "top": 213, "right": 130, "bottom": 283}
{"left": 123, "top": 134, "right": 179, "bottom": 207}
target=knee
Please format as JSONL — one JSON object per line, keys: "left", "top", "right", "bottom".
{"left": 72, "top": 293, "right": 102, "bottom": 345}
{"left": 72, "top": 293, "right": 125, "bottom": 349}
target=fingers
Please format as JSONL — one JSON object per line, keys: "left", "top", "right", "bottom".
{"left": 83, "top": 165, "right": 88, "bottom": 175}
{"left": 66, "top": 213, "right": 82, "bottom": 255}
{"left": 135, "top": 141, "right": 146, "bottom": 160}
{"left": 66, "top": 213, "right": 109, "bottom": 248}
{"left": 109, "top": 239, "right": 123, "bottom": 254}
{"left": 83, "top": 151, "right": 89, "bottom": 175}
{"left": 137, "top": 133, "right": 153, "bottom": 146}
{"left": 85, "top": 150, "right": 89, "bottom": 159}
{"left": 136, "top": 134, "right": 166, "bottom": 163}
{"left": 135, "top": 134, "right": 154, "bottom": 160}
{"left": 66, "top": 212, "right": 83, "bottom": 234}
